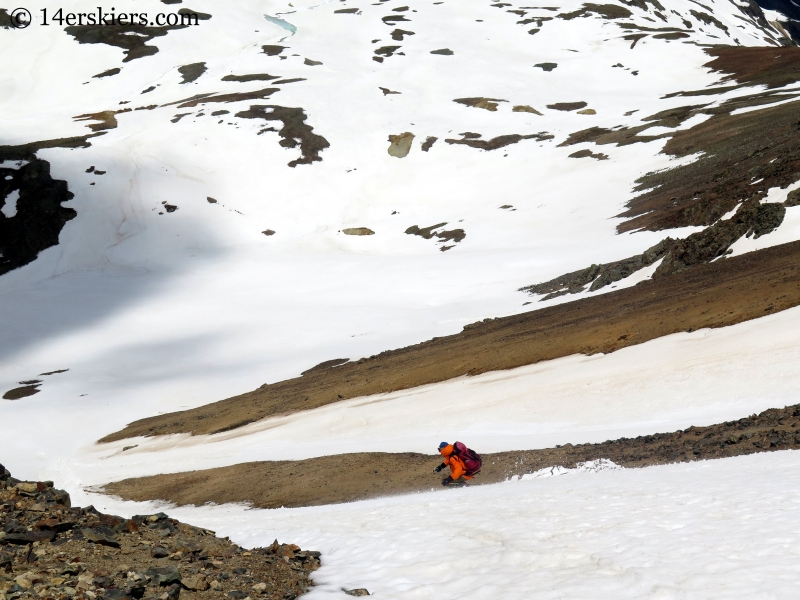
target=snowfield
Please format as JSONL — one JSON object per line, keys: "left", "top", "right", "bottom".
{"left": 86, "top": 451, "right": 800, "bottom": 599}
{"left": 35, "top": 302, "right": 800, "bottom": 488}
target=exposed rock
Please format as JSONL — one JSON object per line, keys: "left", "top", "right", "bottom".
{"left": 534, "top": 62, "right": 557, "bottom": 71}
{"left": 183, "top": 574, "right": 209, "bottom": 591}
{"left": 64, "top": 20, "right": 201, "bottom": 62}
{"left": 0, "top": 144, "right": 82, "bottom": 277}
{"left": 342, "top": 228, "right": 375, "bottom": 235}
{"left": 430, "top": 48, "right": 453, "bottom": 55}
{"left": 453, "top": 97, "right": 506, "bottom": 111}
{"left": 520, "top": 199, "right": 787, "bottom": 298}
{"left": 235, "top": 105, "right": 330, "bottom": 167}
{"left": 82, "top": 527, "right": 120, "bottom": 548}
{"left": 512, "top": 105, "right": 543, "bottom": 114}
{"left": 568, "top": 149, "right": 607, "bottom": 159}
{"left": 178, "top": 62, "right": 207, "bottom": 84}
{"left": 445, "top": 132, "right": 553, "bottom": 150}
{"left": 344, "top": 589, "right": 371, "bottom": 597}
{"left": 784, "top": 188, "right": 800, "bottom": 207}
{"left": 387, "top": 132, "right": 414, "bottom": 158}
{"left": 2, "top": 385, "right": 41, "bottom": 400}
{"left": 0, "top": 467, "right": 320, "bottom": 600}
{"left": 222, "top": 74, "right": 279, "bottom": 83}
{"left": 558, "top": 3, "right": 632, "bottom": 20}
{"left": 547, "top": 101, "right": 588, "bottom": 111}
{"left": 405, "top": 223, "right": 466, "bottom": 248}
{"left": 421, "top": 136, "right": 437, "bottom": 151}
{"left": 93, "top": 68, "right": 121, "bottom": 79}
{"left": 577, "top": 108, "right": 596, "bottom": 115}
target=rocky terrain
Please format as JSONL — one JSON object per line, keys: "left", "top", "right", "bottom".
{"left": 0, "top": 467, "right": 321, "bottom": 600}
{"left": 104, "top": 403, "right": 800, "bottom": 509}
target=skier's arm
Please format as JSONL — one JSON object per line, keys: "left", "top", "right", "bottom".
{"left": 449, "top": 458, "right": 465, "bottom": 480}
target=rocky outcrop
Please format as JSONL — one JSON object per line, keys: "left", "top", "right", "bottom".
{"left": 520, "top": 199, "right": 786, "bottom": 299}
{"left": 0, "top": 465, "right": 319, "bottom": 600}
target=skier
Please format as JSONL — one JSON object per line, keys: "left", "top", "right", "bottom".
{"left": 434, "top": 441, "right": 482, "bottom": 486}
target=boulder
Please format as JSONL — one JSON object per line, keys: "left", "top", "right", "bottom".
{"left": 146, "top": 566, "right": 181, "bottom": 586}
{"left": 181, "top": 574, "right": 208, "bottom": 591}
{"left": 3, "top": 530, "right": 55, "bottom": 544}
{"left": 82, "top": 528, "right": 121, "bottom": 548}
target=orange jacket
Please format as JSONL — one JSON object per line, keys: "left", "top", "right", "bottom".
{"left": 440, "top": 444, "right": 473, "bottom": 480}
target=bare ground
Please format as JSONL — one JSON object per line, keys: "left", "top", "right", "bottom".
{"left": 102, "top": 239, "right": 800, "bottom": 443}
{"left": 103, "top": 404, "right": 800, "bottom": 509}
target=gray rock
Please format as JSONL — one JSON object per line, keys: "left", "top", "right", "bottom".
{"left": 146, "top": 566, "right": 181, "bottom": 586}
{"left": 82, "top": 528, "right": 120, "bottom": 548}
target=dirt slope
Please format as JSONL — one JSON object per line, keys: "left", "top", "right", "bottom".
{"left": 103, "top": 404, "right": 800, "bottom": 509}
{"left": 102, "top": 239, "right": 800, "bottom": 443}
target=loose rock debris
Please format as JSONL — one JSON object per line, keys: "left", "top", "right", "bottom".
{"left": 0, "top": 464, "right": 319, "bottom": 600}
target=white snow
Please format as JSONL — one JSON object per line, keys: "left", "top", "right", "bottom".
{"left": 1, "top": 189, "right": 19, "bottom": 218}
{"left": 6, "top": 300, "right": 798, "bottom": 489}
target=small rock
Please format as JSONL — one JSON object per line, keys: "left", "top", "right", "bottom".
{"left": 210, "top": 580, "right": 223, "bottom": 591}
{"left": 151, "top": 547, "right": 169, "bottom": 559}
{"left": 228, "top": 592, "right": 248, "bottom": 600}
{"left": 14, "top": 573, "right": 34, "bottom": 590}
{"left": 4, "top": 530, "right": 55, "bottom": 544}
{"left": 182, "top": 574, "right": 208, "bottom": 591}
{"left": 251, "top": 582, "right": 267, "bottom": 593}
{"left": 342, "top": 227, "right": 375, "bottom": 236}
{"left": 344, "top": 589, "right": 370, "bottom": 596}
{"left": 262, "top": 229, "right": 276, "bottom": 236}
{"left": 146, "top": 566, "right": 181, "bottom": 586}
{"left": 83, "top": 528, "right": 120, "bottom": 548}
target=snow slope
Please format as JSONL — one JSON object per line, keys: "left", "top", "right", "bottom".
{"left": 1, "top": 0, "right": 792, "bottom": 470}
{"left": 86, "top": 451, "right": 800, "bottom": 599}
{"left": 34, "top": 302, "right": 800, "bottom": 489}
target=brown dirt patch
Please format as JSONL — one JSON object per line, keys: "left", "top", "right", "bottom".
{"left": 558, "top": 3, "right": 632, "bottom": 20}
{"left": 617, "top": 98, "right": 800, "bottom": 233}
{"left": 178, "top": 62, "right": 207, "bottom": 84}
{"left": 2, "top": 385, "right": 41, "bottom": 400}
{"left": 102, "top": 239, "right": 800, "bottom": 443}
{"left": 102, "top": 404, "right": 800, "bottom": 509}
{"left": 704, "top": 46, "right": 800, "bottom": 89}
{"left": 445, "top": 132, "right": 553, "bottom": 150}
{"left": 221, "top": 74, "right": 280, "bottom": 82}
{"left": 235, "top": 105, "right": 330, "bottom": 167}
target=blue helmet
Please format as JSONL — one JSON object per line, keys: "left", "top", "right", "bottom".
{"left": 438, "top": 441, "right": 449, "bottom": 451}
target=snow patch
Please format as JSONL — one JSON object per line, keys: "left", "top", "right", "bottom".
{"left": 2, "top": 189, "right": 20, "bottom": 219}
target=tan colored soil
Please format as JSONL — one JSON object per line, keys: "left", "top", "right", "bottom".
{"left": 101, "top": 240, "right": 800, "bottom": 443}
{"left": 103, "top": 404, "right": 800, "bottom": 509}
